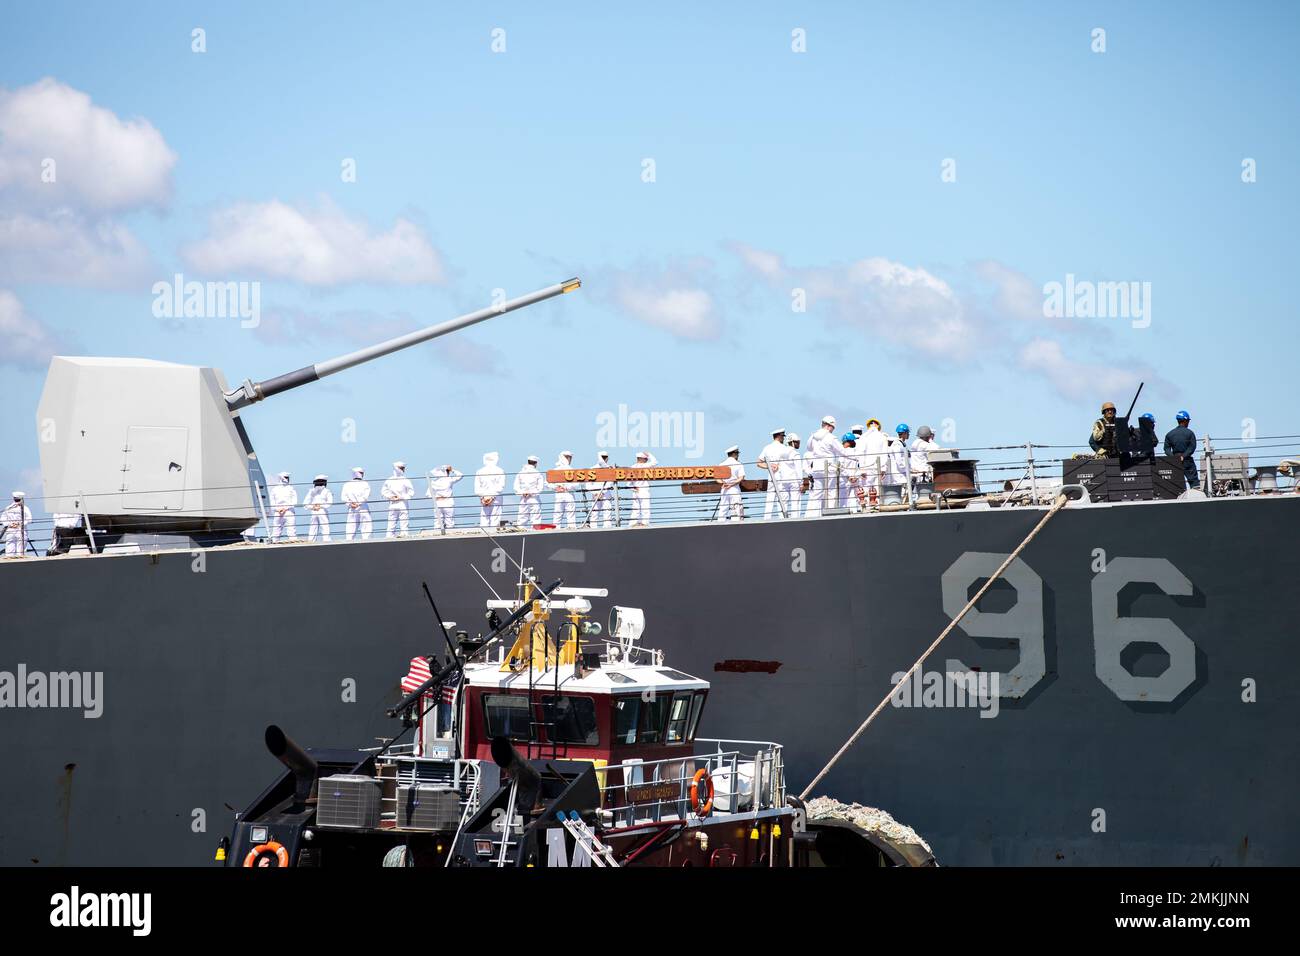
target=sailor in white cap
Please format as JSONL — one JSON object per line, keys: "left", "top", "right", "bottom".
{"left": 628, "top": 450, "right": 657, "bottom": 526}
{"left": 774, "top": 433, "right": 803, "bottom": 519}
{"left": 304, "top": 474, "right": 333, "bottom": 542}
{"left": 342, "top": 467, "right": 372, "bottom": 540}
{"left": 475, "top": 452, "right": 506, "bottom": 527}
{"left": 268, "top": 472, "right": 299, "bottom": 542}
{"left": 381, "top": 461, "right": 415, "bottom": 538}
{"left": 585, "top": 451, "right": 615, "bottom": 528}
{"left": 514, "top": 455, "right": 545, "bottom": 527}
{"left": 2, "top": 491, "right": 32, "bottom": 557}
{"left": 758, "top": 428, "right": 791, "bottom": 519}
{"left": 804, "top": 415, "right": 850, "bottom": 517}
{"left": 427, "top": 464, "right": 463, "bottom": 533}
{"left": 549, "top": 451, "right": 577, "bottom": 529}
{"left": 783, "top": 433, "right": 806, "bottom": 518}
{"left": 718, "top": 445, "right": 745, "bottom": 521}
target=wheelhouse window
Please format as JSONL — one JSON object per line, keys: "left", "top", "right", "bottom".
{"left": 638, "top": 692, "right": 672, "bottom": 744}
{"left": 665, "top": 692, "right": 693, "bottom": 743}
{"left": 482, "top": 694, "right": 533, "bottom": 741}
{"left": 613, "top": 697, "right": 639, "bottom": 744}
{"left": 686, "top": 691, "right": 706, "bottom": 740}
{"left": 540, "top": 695, "right": 600, "bottom": 746}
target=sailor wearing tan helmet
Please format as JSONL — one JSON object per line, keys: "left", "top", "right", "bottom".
{"left": 1090, "top": 402, "right": 1120, "bottom": 458}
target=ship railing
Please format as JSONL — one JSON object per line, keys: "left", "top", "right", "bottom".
{"left": 597, "top": 740, "right": 785, "bottom": 828}
{"left": 601, "top": 640, "right": 662, "bottom": 666}
{"left": 12, "top": 437, "right": 1300, "bottom": 559}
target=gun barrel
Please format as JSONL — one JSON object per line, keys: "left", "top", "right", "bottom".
{"left": 226, "top": 277, "right": 581, "bottom": 410}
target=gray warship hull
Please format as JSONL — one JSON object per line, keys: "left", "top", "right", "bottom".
{"left": 1, "top": 493, "right": 1297, "bottom": 866}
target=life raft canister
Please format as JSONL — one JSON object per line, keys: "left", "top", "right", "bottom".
{"left": 243, "top": 840, "right": 290, "bottom": 868}
{"left": 690, "top": 768, "right": 714, "bottom": 817}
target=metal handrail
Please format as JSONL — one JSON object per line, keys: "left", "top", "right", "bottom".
{"left": 597, "top": 742, "right": 785, "bottom": 825}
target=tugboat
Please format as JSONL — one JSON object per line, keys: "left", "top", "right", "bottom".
{"left": 221, "top": 572, "right": 934, "bottom": 868}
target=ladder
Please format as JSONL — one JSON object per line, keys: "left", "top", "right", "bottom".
{"left": 557, "top": 811, "right": 620, "bottom": 868}
{"left": 494, "top": 780, "right": 520, "bottom": 867}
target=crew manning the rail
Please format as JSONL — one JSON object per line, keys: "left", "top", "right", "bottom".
{"left": 910, "top": 425, "right": 940, "bottom": 482}
{"left": 514, "top": 455, "right": 544, "bottom": 527}
{"left": 859, "top": 419, "right": 891, "bottom": 505}
{"left": 305, "top": 475, "right": 333, "bottom": 542}
{"left": 758, "top": 428, "right": 792, "bottom": 519}
{"left": 719, "top": 445, "right": 745, "bottom": 521}
{"left": 805, "top": 416, "right": 851, "bottom": 517}
{"left": 549, "top": 451, "right": 577, "bottom": 529}
{"left": 585, "top": 451, "right": 615, "bottom": 528}
{"left": 382, "top": 462, "right": 414, "bottom": 538}
{"left": 3, "top": 491, "right": 32, "bottom": 557}
{"left": 342, "top": 467, "right": 372, "bottom": 540}
{"left": 628, "top": 450, "right": 657, "bottom": 526}
{"left": 427, "top": 465, "right": 463, "bottom": 532}
{"left": 269, "top": 472, "right": 298, "bottom": 542}
{"left": 475, "top": 452, "right": 506, "bottom": 527}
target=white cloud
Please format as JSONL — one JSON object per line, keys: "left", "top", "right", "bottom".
{"left": 182, "top": 199, "right": 445, "bottom": 286}
{"left": 971, "top": 259, "right": 1043, "bottom": 322}
{"left": 615, "top": 286, "right": 717, "bottom": 340}
{"left": 0, "top": 78, "right": 175, "bottom": 213}
{"left": 598, "top": 260, "right": 722, "bottom": 341}
{"left": 726, "top": 241, "right": 787, "bottom": 280}
{"left": 0, "top": 79, "right": 171, "bottom": 288}
{"left": 0, "top": 289, "right": 70, "bottom": 369}
{"left": 0, "top": 210, "right": 154, "bottom": 288}
{"left": 1017, "top": 338, "right": 1166, "bottom": 401}
{"left": 735, "top": 247, "right": 979, "bottom": 361}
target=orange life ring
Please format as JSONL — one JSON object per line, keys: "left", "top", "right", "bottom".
{"left": 243, "top": 840, "right": 290, "bottom": 868}
{"left": 690, "top": 769, "right": 714, "bottom": 817}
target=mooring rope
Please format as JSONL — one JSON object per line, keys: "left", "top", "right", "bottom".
{"left": 799, "top": 492, "right": 1071, "bottom": 800}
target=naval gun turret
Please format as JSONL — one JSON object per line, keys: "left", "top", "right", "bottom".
{"left": 35, "top": 278, "right": 581, "bottom": 547}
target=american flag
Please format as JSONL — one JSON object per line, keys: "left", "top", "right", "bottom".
{"left": 400, "top": 656, "right": 431, "bottom": 693}
{"left": 400, "top": 656, "right": 458, "bottom": 703}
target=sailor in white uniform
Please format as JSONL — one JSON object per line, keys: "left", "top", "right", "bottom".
{"left": 514, "top": 455, "right": 544, "bottom": 527}
{"left": 304, "top": 474, "right": 333, "bottom": 542}
{"left": 342, "top": 467, "right": 372, "bottom": 540}
{"left": 628, "top": 450, "right": 657, "bottom": 526}
{"left": 804, "top": 415, "right": 850, "bottom": 518}
{"left": 269, "top": 472, "right": 298, "bottom": 542}
{"left": 860, "top": 418, "right": 891, "bottom": 504}
{"left": 719, "top": 445, "right": 745, "bottom": 521}
{"left": 475, "top": 452, "right": 506, "bottom": 527}
{"left": 585, "top": 451, "right": 615, "bottom": 528}
{"left": 2, "top": 491, "right": 32, "bottom": 557}
{"left": 884, "top": 425, "right": 912, "bottom": 500}
{"left": 427, "top": 465, "right": 463, "bottom": 532}
{"left": 783, "top": 434, "right": 804, "bottom": 518}
{"left": 758, "top": 428, "right": 790, "bottom": 520}
{"left": 838, "top": 432, "right": 866, "bottom": 511}
{"left": 549, "top": 451, "right": 576, "bottom": 529}
{"left": 910, "top": 425, "right": 942, "bottom": 485}
{"left": 381, "top": 461, "right": 414, "bottom": 538}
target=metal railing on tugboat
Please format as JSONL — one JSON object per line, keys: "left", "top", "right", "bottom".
{"left": 596, "top": 739, "right": 786, "bottom": 828}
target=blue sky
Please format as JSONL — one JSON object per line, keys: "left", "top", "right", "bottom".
{"left": 2, "top": 1, "right": 1297, "bottom": 508}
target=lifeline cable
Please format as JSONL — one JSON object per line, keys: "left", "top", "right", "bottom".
{"left": 798, "top": 490, "right": 1071, "bottom": 801}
